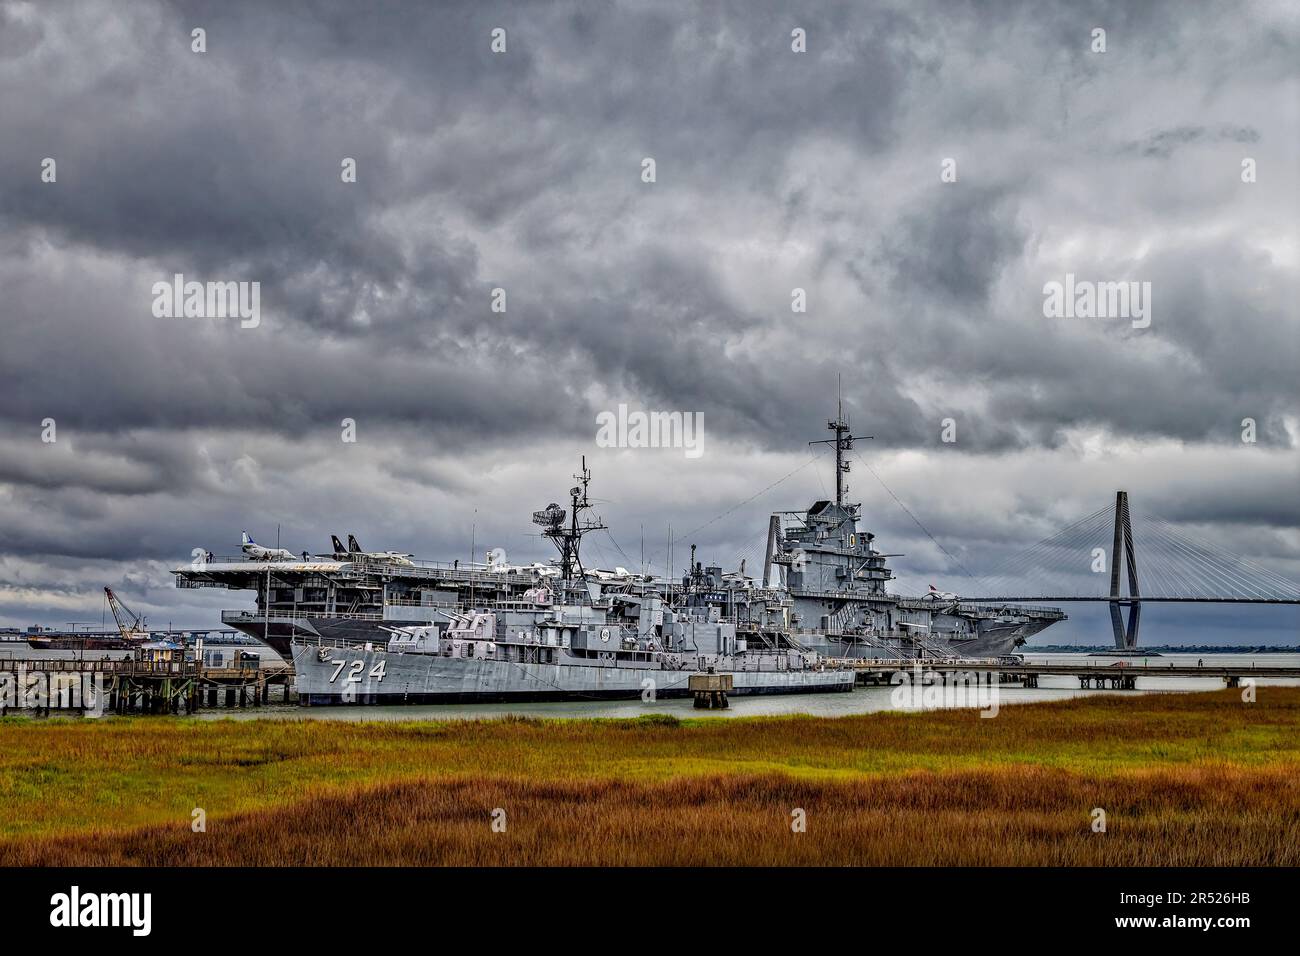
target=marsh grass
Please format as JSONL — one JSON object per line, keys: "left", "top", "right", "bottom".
{"left": 1, "top": 689, "right": 1296, "bottom": 865}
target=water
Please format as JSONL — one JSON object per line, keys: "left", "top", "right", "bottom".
{"left": 190, "top": 652, "right": 1300, "bottom": 723}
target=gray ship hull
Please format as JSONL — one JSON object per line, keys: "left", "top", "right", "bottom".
{"left": 292, "top": 641, "right": 854, "bottom": 705}
{"left": 782, "top": 616, "right": 1052, "bottom": 662}
{"left": 248, "top": 610, "right": 1055, "bottom": 666}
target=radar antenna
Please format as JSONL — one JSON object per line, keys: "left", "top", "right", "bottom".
{"left": 534, "top": 457, "right": 606, "bottom": 584}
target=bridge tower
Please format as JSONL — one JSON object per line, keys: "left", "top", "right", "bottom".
{"left": 1109, "top": 490, "right": 1141, "bottom": 649}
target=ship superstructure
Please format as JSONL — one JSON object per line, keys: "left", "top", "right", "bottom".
{"left": 756, "top": 409, "right": 1066, "bottom": 659}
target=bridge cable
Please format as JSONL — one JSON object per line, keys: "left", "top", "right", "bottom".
{"left": 851, "top": 450, "right": 986, "bottom": 591}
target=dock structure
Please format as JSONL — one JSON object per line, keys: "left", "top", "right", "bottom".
{"left": 690, "top": 672, "right": 732, "bottom": 708}
{"left": 830, "top": 658, "right": 1300, "bottom": 691}
{"left": 194, "top": 662, "right": 295, "bottom": 709}
{"left": 0, "top": 658, "right": 294, "bottom": 716}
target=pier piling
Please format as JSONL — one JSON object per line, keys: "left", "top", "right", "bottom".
{"left": 690, "top": 673, "right": 732, "bottom": 709}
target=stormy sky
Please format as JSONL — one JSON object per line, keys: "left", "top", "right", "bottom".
{"left": 1, "top": 0, "right": 1296, "bottom": 645}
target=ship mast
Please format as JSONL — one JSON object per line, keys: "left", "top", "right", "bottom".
{"left": 533, "top": 457, "right": 607, "bottom": 586}
{"left": 808, "top": 389, "right": 871, "bottom": 510}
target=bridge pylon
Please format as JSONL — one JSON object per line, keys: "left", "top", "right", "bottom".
{"left": 1109, "top": 490, "right": 1141, "bottom": 649}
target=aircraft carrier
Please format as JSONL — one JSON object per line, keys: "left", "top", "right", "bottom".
{"left": 173, "top": 415, "right": 1065, "bottom": 703}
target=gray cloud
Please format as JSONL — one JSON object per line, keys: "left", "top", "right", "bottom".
{"left": 0, "top": 0, "right": 1296, "bottom": 643}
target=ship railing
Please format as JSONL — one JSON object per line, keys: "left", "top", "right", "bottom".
{"left": 182, "top": 554, "right": 328, "bottom": 567}
{"left": 821, "top": 658, "right": 1045, "bottom": 671}
{"left": 290, "top": 634, "right": 382, "bottom": 651}
{"left": 337, "top": 561, "right": 549, "bottom": 584}
{"left": 184, "top": 554, "right": 407, "bottom": 567}
{"left": 793, "top": 588, "right": 899, "bottom": 602}
{"left": 792, "top": 627, "right": 912, "bottom": 639}
{"left": 382, "top": 598, "right": 536, "bottom": 612}
{"left": 895, "top": 597, "right": 1066, "bottom": 615}
{"left": 958, "top": 603, "right": 1064, "bottom": 615}
{"left": 491, "top": 623, "right": 645, "bottom": 646}
{"left": 820, "top": 657, "right": 1009, "bottom": 669}
{"left": 220, "top": 609, "right": 387, "bottom": 624}
{"left": 179, "top": 555, "right": 550, "bottom": 582}
{"left": 0, "top": 658, "right": 202, "bottom": 676}
{"left": 388, "top": 599, "right": 551, "bottom": 614}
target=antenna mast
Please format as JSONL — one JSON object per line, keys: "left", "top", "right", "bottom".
{"left": 533, "top": 457, "right": 607, "bottom": 586}
{"left": 808, "top": 384, "right": 872, "bottom": 509}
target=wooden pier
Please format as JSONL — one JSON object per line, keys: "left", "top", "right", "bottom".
{"left": 830, "top": 657, "right": 1300, "bottom": 691}
{"left": 0, "top": 658, "right": 294, "bottom": 716}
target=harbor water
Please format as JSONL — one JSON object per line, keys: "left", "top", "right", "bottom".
{"left": 191, "top": 652, "right": 1300, "bottom": 723}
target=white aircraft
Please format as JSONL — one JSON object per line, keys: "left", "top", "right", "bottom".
{"left": 925, "top": 584, "right": 959, "bottom": 601}
{"left": 587, "top": 567, "right": 634, "bottom": 581}
{"left": 722, "top": 559, "right": 754, "bottom": 587}
{"left": 470, "top": 556, "right": 561, "bottom": 580}
{"left": 476, "top": 560, "right": 561, "bottom": 578}
{"left": 337, "top": 533, "right": 415, "bottom": 566}
{"left": 241, "top": 532, "right": 296, "bottom": 562}
{"left": 721, "top": 571, "right": 755, "bottom": 588}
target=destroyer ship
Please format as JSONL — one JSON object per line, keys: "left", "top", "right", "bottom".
{"left": 293, "top": 460, "right": 852, "bottom": 703}
{"left": 173, "top": 415, "right": 1065, "bottom": 703}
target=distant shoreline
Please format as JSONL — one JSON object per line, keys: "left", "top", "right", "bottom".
{"left": 1028, "top": 645, "right": 1299, "bottom": 654}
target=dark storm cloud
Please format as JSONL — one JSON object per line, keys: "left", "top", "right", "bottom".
{"left": 2, "top": 0, "right": 1294, "bottom": 446}
{"left": 1120, "top": 124, "right": 1261, "bottom": 159}
{"left": 881, "top": 186, "right": 1027, "bottom": 306}
{"left": 0, "top": 0, "right": 1296, "bottom": 638}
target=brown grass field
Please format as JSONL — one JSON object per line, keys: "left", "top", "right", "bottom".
{"left": 1, "top": 688, "right": 1298, "bottom": 866}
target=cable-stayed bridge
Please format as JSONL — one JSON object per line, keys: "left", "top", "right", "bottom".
{"left": 957, "top": 492, "right": 1300, "bottom": 648}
